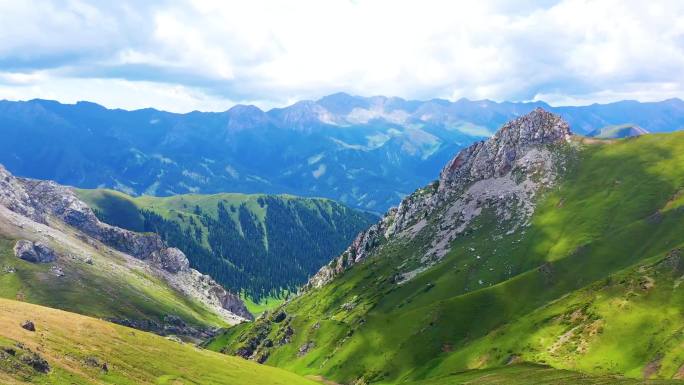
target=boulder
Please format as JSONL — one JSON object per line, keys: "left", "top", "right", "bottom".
{"left": 13, "top": 240, "right": 57, "bottom": 264}
{"left": 272, "top": 311, "right": 287, "bottom": 323}
{"left": 22, "top": 351, "right": 50, "bottom": 373}
{"left": 20, "top": 320, "right": 35, "bottom": 332}
{"left": 297, "top": 341, "right": 315, "bottom": 356}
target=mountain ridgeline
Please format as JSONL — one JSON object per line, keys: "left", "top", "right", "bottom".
{"left": 1, "top": 95, "right": 683, "bottom": 212}
{"left": 76, "top": 190, "right": 377, "bottom": 302}
{"left": 210, "top": 108, "right": 684, "bottom": 384}
{"left": 0, "top": 164, "right": 252, "bottom": 341}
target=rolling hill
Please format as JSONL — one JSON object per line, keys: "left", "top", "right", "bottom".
{"left": 0, "top": 298, "right": 320, "bottom": 385}
{"left": 209, "top": 109, "right": 684, "bottom": 384}
{"left": 76, "top": 189, "right": 376, "bottom": 306}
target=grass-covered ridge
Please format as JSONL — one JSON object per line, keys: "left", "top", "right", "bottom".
{"left": 0, "top": 298, "right": 321, "bottom": 385}
{"left": 0, "top": 234, "right": 226, "bottom": 331}
{"left": 77, "top": 190, "right": 376, "bottom": 305}
{"left": 210, "top": 132, "right": 684, "bottom": 384}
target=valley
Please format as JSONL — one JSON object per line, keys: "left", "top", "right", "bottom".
{"left": 76, "top": 189, "right": 375, "bottom": 308}
{"left": 2, "top": 106, "right": 684, "bottom": 384}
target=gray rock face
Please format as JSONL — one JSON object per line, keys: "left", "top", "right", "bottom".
{"left": 0, "top": 164, "right": 252, "bottom": 324}
{"left": 439, "top": 108, "right": 571, "bottom": 192}
{"left": 150, "top": 247, "right": 190, "bottom": 273}
{"left": 13, "top": 240, "right": 57, "bottom": 263}
{"left": 307, "top": 108, "right": 573, "bottom": 289}
{"left": 204, "top": 275, "right": 253, "bottom": 321}
{"left": 0, "top": 165, "right": 165, "bottom": 260}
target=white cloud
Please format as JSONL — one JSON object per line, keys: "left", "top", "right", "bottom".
{"left": 0, "top": 77, "right": 240, "bottom": 112}
{"left": 0, "top": 0, "right": 683, "bottom": 111}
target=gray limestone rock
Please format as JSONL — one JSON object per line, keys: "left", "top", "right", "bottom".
{"left": 13, "top": 240, "right": 57, "bottom": 264}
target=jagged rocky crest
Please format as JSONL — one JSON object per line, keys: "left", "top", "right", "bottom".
{"left": 307, "top": 108, "right": 573, "bottom": 289}
{"left": 0, "top": 165, "right": 253, "bottom": 322}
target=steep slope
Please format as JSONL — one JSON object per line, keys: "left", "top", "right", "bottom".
{"left": 76, "top": 189, "right": 376, "bottom": 304}
{"left": 0, "top": 165, "right": 251, "bottom": 338}
{"left": 1, "top": 96, "right": 682, "bottom": 211}
{"left": 0, "top": 298, "right": 320, "bottom": 385}
{"left": 210, "top": 109, "right": 684, "bottom": 384}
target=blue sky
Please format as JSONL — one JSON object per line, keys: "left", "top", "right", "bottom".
{"left": 0, "top": 0, "right": 683, "bottom": 112}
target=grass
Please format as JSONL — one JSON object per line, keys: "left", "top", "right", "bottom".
{"left": 401, "top": 364, "right": 681, "bottom": 385}
{"left": 76, "top": 189, "right": 364, "bottom": 239}
{"left": 209, "top": 132, "right": 684, "bottom": 384}
{"left": 0, "top": 298, "right": 321, "bottom": 385}
{"left": 0, "top": 234, "right": 226, "bottom": 331}
{"left": 241, "top": 294, "right": 287, "bottom": 316}
{"left": 76, "top": 188, "right": 377, "bottom": 302}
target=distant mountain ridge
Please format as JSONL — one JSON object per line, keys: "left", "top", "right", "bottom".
{"left": 586, "top": 124, "right": 649, "bottom": 139}
{"left": 1, "top": 94, "right": 683, "bottom": 211}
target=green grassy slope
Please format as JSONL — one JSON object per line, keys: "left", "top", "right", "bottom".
{"left": 0, "top": 298, "right": 320, "bottom": 385}
{"left": 76, "top": 189, "right": 376, "bottom": 305}
{"left": 0, "top": 234, "right": 226, "bottom": 331}
{"left": 210, "top": 132, "right": 684, "bottom": 384}
{"left": 401, "top": 364, "right": 680, "bottom": 385}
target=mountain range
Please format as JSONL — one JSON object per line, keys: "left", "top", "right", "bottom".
{"left": 1, "top": 95, "right": 684, "bottom": 212}
{"left": 4, "top": 106, "right": 684, "bottom": 384}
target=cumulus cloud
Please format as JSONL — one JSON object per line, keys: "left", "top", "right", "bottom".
{"left": 0, "top": 0, "right": 683, "bottom": 111}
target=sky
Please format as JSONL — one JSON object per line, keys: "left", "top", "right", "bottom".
{"left": 0, "top": 0, "right": 683, "bottom": 112}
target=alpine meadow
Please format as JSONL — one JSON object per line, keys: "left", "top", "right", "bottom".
{"left": 2, "top": 1, "right": 684, "bottom": 385}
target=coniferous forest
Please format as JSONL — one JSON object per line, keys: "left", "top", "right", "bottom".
{"left": 83, "top": 191, "right": 376, "bottom": 302}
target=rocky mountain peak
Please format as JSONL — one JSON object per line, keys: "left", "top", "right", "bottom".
{"left": 439, "top": 108, "right": 571, "bottom": 192}
{"left": 307, "top": 108, "right": 574, "bottom": 289}
{"left": 493, "top": 107, "right": 571, "bottom": 146}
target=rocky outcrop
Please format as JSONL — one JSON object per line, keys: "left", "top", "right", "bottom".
{"left": 0, "top": 166, "right": 165, "bottom": 260}
{"left": 13, "top": 240, "right": 57, "bottom": 263}
{"left": 224, "top": 309, "right": 292, "bottom": 361}
{"left": 307, "top": 108, "right": 574, "bottom": 289}
{"left": 0, "top": 164, "right": 252, "bottom": 324}
{"left": 438, "top": 108, "right": 571, "bottom": 192}
{"left": 150, "top": 247, "right": 190, "bottom": 273}
{"left": 166, "top": 269, "right": 253, "bottom": 321}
